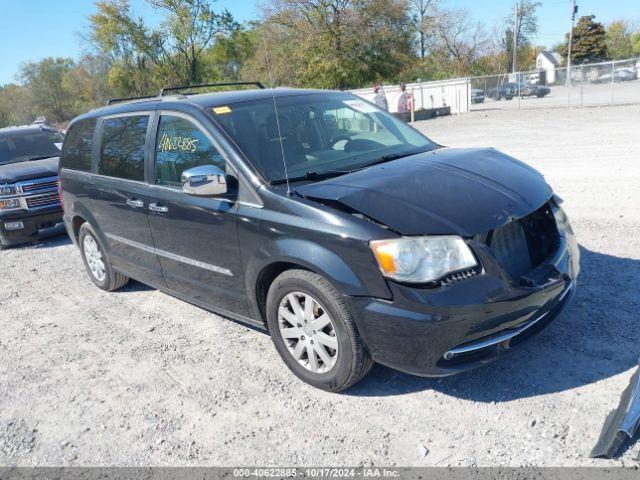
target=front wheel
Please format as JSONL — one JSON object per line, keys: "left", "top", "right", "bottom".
{"left": 266, "top": 269, "right": 373, "bottom": 392}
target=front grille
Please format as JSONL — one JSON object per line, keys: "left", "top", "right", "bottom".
{"left": 17, "top": 176, "right": 58, "bottom": 195}
{"left": 477, "top": 202, "right": 560, "bottom": 282}
{"left": 16, "top": 176, "right": 60, "bottom": 211}
{"left": 25, "top": 192, "right": 60, "bottom": 209}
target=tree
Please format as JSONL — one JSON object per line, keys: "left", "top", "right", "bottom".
{"left": 18, "top": 58, "right": 76, "bottom": 122}
{"left": 203, "top": 24, "right": 256, "bottom": 81}
{"left": 633, "top": 31, "right": 640, "bottom": 56}
{"left": 431, "top": 9, "right": 490, "bottom": 77}
{"left": 147, "top": 0, "right": 237, "bottom": 84}
{"left": 0, "top": 84, "right": 35, "bottom": 127}
{"left": 560, "top": 15, "right": 608, "bottom": 64}
{"left": 89, "top": 0, "right": 237, "bottom": 93}
{"left": 502, "top": 0, "right": 541, "bottom": 72}
{"left": 243, "top": 0, "right": 414, "bottom": 89}
{"left": 408, "top": 0, "right": 437, "bottom": 60}
{"left": 606, "top": 20, "right": 635, "bottom": 60}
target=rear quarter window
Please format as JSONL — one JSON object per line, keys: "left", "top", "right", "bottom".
{"left": 60, "top": 118, "right": 97, "bottom": 172}
{"left": 98, "top": 115, "right": 149, "bottom": 182}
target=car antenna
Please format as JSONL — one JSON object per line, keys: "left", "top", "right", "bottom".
{"left": 263, "top": 39, "right": 292, "bottom": 196}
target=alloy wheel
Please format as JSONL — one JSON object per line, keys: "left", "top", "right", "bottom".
{"left": 277, "top": 292, "right": 339, "bottom": 374}
{"left": 83, "top": 234, "right": 106, "bottom": 282}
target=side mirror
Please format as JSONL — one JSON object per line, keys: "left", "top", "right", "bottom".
{"left": 182, "top": 165, "right": 227, "bottom": 196}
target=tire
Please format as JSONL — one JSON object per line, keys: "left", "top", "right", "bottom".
{"left": 78, "top": 223, "right": 129, "bottom": 291}
{"left": 492, "top": 92, "right": 500, "bottom": 101}
{"left": 266, "top": 269, "right": 374, "bottom": 392}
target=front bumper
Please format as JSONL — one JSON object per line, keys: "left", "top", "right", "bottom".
{"left": 0, "top": 208, "right": 65, "bottom": 247}
{"left": 350, "top": 221, "right": 580, "bottom": 377}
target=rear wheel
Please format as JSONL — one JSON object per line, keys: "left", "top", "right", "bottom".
{"left": 266, "top": 269, "right": 373, "bottom": 392}
{"left": 492, "top": 91, "right": 500, "bottom": 100}
{"left": 78, "top": 223, "right": 129, "bottom": 291}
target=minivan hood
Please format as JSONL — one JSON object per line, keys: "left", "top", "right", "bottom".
{"left": 0, "top": 156, "right": 59, "bottom": 184}
{"left": 296, "top": 148, "right": 552, "bottom": 236}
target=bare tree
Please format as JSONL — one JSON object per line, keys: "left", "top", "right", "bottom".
{"left": 408, "top": 0, "right": 438, "bottom": 59}
{"left": 434, "top": 9, "right": 489, "bottom": 75}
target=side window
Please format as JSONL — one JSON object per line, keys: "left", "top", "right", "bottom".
{"left": 155, "top": 115, "right": 225, "bottom": 188}
{"left": 60, "top": 118, "right": 97, "bottom": 172}
{"left": 98, "top": 115, "right": 148, "bottom": 181}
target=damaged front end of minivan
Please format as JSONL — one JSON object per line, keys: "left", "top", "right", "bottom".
{"left": 296, "top": 147, "right": 580, "bottom": 376}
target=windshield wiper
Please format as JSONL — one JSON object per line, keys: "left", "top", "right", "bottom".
{"left": 272, "top": 169, "right": 350, "bottom": 185}
{"left": 27, "top": 155, "right": 58, "bottom": 162}
{"left": 357, "top": 148, "right": 433, "bottom": 171}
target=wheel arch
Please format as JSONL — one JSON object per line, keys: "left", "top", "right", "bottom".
{"left": 245, "top": 238, "right": 390, "bottom": 327}
{"left": 71, "top": 215, "right": 87, "bottom": 242}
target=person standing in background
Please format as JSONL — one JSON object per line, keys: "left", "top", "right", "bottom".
{"left": 373, "top": 84, "right": 388, "bottom": 111}
{"left": 397, "top": 82, "right": 411, "bottom": 113}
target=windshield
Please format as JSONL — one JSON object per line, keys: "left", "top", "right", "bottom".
{"left": 210, "top": 92, "right": 437, "bottom": 183}
{"left": 0, "top": 130, "right": 64, "bottom": 166}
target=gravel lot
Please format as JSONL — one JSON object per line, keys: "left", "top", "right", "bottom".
{"left": 1, "top": 105, "right": 639, "bottom": 467}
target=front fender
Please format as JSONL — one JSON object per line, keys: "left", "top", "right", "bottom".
{"left": 243, "top": 237, "right": 392, "bottom": 320}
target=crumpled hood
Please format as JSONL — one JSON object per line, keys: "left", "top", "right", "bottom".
{"left": 0, "top": 157, "right": 59, "bottom": 184}
{"left": 296, "top": 147, "right": 552, "bottom": 236}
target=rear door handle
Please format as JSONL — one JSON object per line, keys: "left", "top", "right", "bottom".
{"left": 126, "top": 199, "right": 145, "bottom": 208}
{"left": 149, "top": 203, "right": 168, "bottom": 213}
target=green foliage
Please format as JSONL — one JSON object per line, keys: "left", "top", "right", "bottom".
{"left": 89, "top": 0, "right": 237, "bottom": 93}
{"left": 606, "top": 20, "right": 636, "bottom": 60}
{"left": 633, "top": 32, "right": 640, "bottom": 56}
{"left": 560, "top": 15, "right": 609, "bottom": 64}
{"left": 18, "top": 58, "right": 76, "bottom": 122}
{"left": 0, "top": 84, "right": 35, "bottom": 127}
{"left": 3, "top": 0, "right": 635, "bottom": 129}
{"left": 242, "top": 0, "right": 415, "bottom": 89}
{"left": 502, "top": 0, "right": 541, "bottom": 72}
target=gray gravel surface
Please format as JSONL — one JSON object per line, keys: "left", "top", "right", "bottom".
{"left": 1, "top": 105, "right": 639, "bottom": 466}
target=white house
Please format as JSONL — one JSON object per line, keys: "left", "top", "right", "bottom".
{"left": 536, "top": 51, "right": 563, "bottom": 84}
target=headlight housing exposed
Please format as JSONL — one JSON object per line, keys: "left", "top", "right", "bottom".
{"left": 370, "top": 236, "right": 478, "bottom": 284}
{"left": 0, "top": 198, "right": 20, "bottom": 210}
{"left": 0, "top": 184, "right": 17, "bottom": 196}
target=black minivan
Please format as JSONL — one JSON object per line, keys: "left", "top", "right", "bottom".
{"left": 59, "top": 84, "right": 579, "bottom": 392}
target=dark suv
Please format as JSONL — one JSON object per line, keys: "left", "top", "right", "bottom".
{"left": 0, "top": 123, "right": 65, "bottom": 248}
{"left": 59, "top": 84, "right": 579, "bottom": 392}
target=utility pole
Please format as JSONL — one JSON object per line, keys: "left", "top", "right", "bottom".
{"left": 566, "top": 0, "right": 578, "bottom": 88}
{"left": 512, "top": 2, "right": 520, "bottom": 74}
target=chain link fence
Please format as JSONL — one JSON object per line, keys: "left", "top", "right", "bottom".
{"left": 468, "top": 57, "right": 640, "bottom": 111}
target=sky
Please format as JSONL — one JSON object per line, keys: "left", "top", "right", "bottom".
{"left": 0, "top": 0, "right": 637, "bottom": 85}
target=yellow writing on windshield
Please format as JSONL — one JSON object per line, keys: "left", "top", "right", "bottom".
{"left": 159, "top": 132, "right": 199, "bottom": 153}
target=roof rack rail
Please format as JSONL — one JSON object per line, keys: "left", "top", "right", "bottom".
{"left": 159, "top": 82, "right": 265, "bottom": 96}
{"left": 107, "top": 95, "right": 158, "bottom": 106}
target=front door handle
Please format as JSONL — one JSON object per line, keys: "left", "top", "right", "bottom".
{"left": 126, "top": 199, "right": 144, "bottom": 208}
{"left": 149, "top": 203, "right": 168, "bottom": 213}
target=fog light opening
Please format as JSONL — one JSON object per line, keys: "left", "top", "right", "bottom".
{"left": 4, "top": 221, "right": 24, "bottom": 231}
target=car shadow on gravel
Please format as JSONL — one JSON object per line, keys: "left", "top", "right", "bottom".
{"left": 348, "top": 246, "right": 640, "bottom": 401}
{"left": 8, "top": 234, "right": 72, "bottom": 250}
{"left": 118, "top": 280, "right": 155, "bottom": 293}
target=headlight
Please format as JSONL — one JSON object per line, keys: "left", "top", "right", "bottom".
{"left": 370, "top": 236, "right": 477, "bottom": 283}
{"left": 0, "top": 198, "right": 20, "bottom": 210}
{"left": 0, "top": 184, "right": 17, "bottom": 196}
